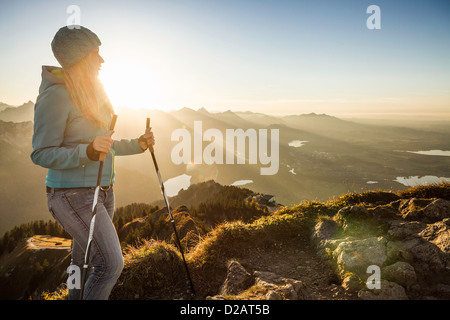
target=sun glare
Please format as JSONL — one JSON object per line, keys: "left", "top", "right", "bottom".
{"left": 99, "top": 57, "right": 163, "bottom": 111}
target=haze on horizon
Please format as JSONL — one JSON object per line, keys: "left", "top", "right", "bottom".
{"left": 0, "top": 0, "right": 449, "bottom": 118}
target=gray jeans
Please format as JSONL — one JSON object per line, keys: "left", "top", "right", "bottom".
{"left": 47, "top": 187, "right": 123, "bottom": 300}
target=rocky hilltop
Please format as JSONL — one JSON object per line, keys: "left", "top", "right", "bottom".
{"left": 312, "top": 196, "right": 450, "bottom": 299}
{"left": 111, "top": 183, "right": 450, "bottom": 300}
{"left": 5, "top": 183, "right": 450, "bottom": 300}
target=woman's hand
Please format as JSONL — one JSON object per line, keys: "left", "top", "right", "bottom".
{"left": 86, "top": 130, "right": 114, "bottom": 161}
{"left": 138, "top": 131, "right": 155, "bottom": 151}
{"left": 92, "top": 130, "right": 114, "bottom": 154}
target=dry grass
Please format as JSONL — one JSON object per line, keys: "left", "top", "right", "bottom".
{"left": 110, "top": 239, "right": 188, "bottom": 299}
{"left": 41, "top": 284, "right": 68, "bottom": 300}
{"left": 397, "top": 182, "right": 450, "bottom": 200}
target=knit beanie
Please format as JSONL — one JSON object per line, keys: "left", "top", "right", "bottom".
{"left": 51, "top": 26, "right": 101, "bottom": 68}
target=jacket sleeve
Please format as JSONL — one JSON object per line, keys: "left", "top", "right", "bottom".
{"left": 112, "top": 138, "right": 145, "bottom": 156}
{"left": 30, "top": 87, "right": 92, "bottom": 169}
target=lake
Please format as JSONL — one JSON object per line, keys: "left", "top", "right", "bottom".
{"left": 394, "top": 175, "right": 450, "bottom": 187}
{"left": 406, "top": 150, "right": 450, "bottom": 156}
{"left": 231, "top": 180, "right": 254, "bottom": 186}
{"left": 164, "top": 174, "right": 192, "bottom": 197}
{"left": 288, "top": 140, "right": 308, "bottom": 148}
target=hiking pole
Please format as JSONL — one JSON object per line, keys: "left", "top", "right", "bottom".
{"left": 79, "top": 114, "right": 117, "bottom": 300}
{"left": 145, "top": 118, "right": 196, "bottom": 295}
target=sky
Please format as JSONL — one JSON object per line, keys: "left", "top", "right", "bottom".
{"left": 0, "top": 0, "right": 449, "bottom": 117}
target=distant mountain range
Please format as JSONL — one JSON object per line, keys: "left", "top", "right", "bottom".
{"left": 0, "top": 101, "right": 449, "bottom": 235}
{"left": 0, "top": 101, "right": 34, "bottom": 122}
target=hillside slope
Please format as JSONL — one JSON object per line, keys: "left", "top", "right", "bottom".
{"left": 7, "top": 183, "right": 450, "bottom": 300}
{"left": 112, "top": 184, "right": 450, "bottom": 299}
{"left": 109, "top": 183, "right": 450, "bottom": 300}
{"left": 0, "top": 235, "right": 71, "bottom": 299}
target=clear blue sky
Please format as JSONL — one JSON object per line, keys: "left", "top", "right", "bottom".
{"left": 0, "top": 0, "right": 449, "bottom": 116}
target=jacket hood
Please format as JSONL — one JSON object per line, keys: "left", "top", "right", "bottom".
{"left": 39, "top": 66, "right": 65, "bottom": 94}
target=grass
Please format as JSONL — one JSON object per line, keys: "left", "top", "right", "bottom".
{"left": 110, "top": 239, "right": 187, "bottom": 299}
{"left": 41, "top": 285, "right": 68, "bottom": 300}
{"left": 397, "top": 182, "right": 450, "bottom": 200}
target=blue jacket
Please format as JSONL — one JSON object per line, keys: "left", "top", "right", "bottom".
{"left": 31, "top": 66, "right": 144, "bottom": 188}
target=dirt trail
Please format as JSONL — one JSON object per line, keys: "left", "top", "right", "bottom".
{"left": 26, "top": 235, "right": 71, "bottom": 251}
{"left": 236, "top": 235, "right": 354, "bottom": 300}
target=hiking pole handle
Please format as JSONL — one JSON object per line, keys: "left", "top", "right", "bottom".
{"left": 99, "top": 114, "right": 117, "bottom": 162}
{"left": 146, "top": 117, "right": 154, "bottom": 153}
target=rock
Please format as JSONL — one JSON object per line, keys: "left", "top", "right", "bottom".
{"left": 368, "top": 206, "right": 399, "bottom": 220}
{"left": 358, "top": 280, "right": 409, "bottom": 300}
{"left": 253, "top": 271, "right": 305, "bottom": 300}
{"left": 266, "top": 290, "right": 282, "bottom": 300}
{"left": 212, "top": 269, "right": 306, "bottom": 300}
{"left": 333, "top": 237, "right": 387, "bottom": 278}
{"left": 419, "top": 218, "right": 450, "bottom": 253}
{"left": 337, "top": 206, "right": 371, "bottom": 221}
{"left": 400, "top": 198, "right": 450, "bottom": 223}
{"left": 312, "top": 219, "right": 337, "bottom": 245}
{"left": 220, "top": 260, "right": 253, "bottom": 295}
{"left": 382, "top": 261, "right": 417, "bottom": 287}
{"left": 385, "top": 241, "right": 414, "bottom": 265}
{"left": 341, "top": 274, "right": 364, "bottom": 293}
{"left": 387, "top": 220, "right": 427, "bottom": 240}
{"left": 336, "top": 206, "right": 385, "bottom": 236}
{"left": 421, "top": 199, "right": 450, "bottom": 222}
{"left": 404, "top": 238, "right": 445, "bottom": 275}
{"left": 433, "top": 283, "right": 450, "bottom": 298}
{"left": 316, "top": 196, "right": 450, "bottom": 299}
{"left": 322, "top": 237, "right": 355, "bottom": 252}
{"left": 398, "top": 198, "right": 433, "bottom": 214}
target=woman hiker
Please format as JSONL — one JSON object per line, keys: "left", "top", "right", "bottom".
{"left": 31, "top": 26, "right": 155, "bottom": 300}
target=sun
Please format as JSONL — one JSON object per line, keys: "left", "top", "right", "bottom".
{"left": 99, "top": 56, "right": 163, "bottom": 111}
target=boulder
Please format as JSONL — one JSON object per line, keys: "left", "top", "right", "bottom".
{"left": 254, "top": 271, "right": 305, "bottom": 300}
{"left": 385, "top": 240, "right": 414, "bottom": 265}
{"left": 421, "top": 199, "right": 450, "bottom": 222}
{"left": 358, "top": 280, "right": 409, "bottom": 300}
{"left": 333, "top": 237, "right": 387, "bottom": 278}
{"left": 400, "top": 198, "right": 450, "bottom": 223}
{"left": 212, "top": 268, "right": 306, "bottom": 300}
{"left": 382, "top": 261, "right": 417, "bottom": 287}
{"left": 387, "top": 220, "right": 427, "bottom": 240}
{"left": 341, "top": 274, "right": 364, "bottom": 293}
{"left": 220, "top": 260, "right": 253, "bottom": 295}
{"left": 419, "top": 218, "right": 450, "bottom": 253}
{"left": 312, "top": 219, "right": 337, "bottom": 245}
{"left": 387, "top": 218, "right": 450, "bottom": 285}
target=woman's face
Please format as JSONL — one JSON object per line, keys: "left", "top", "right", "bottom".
{"left": 91, "top": 48, "right": 104, "bottom": 75}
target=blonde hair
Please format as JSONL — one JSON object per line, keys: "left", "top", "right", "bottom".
{"left": 62, "top": 50, "right": 114, "bottom": 129}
